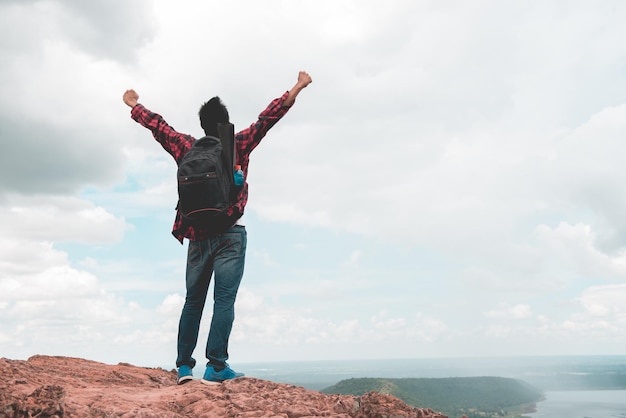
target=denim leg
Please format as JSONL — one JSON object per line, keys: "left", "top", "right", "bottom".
{"left": 206, "top": 225, "right": 247, "bottom": 369}
{"left": 176, "top": 239, "right": 213, "bottom": 369}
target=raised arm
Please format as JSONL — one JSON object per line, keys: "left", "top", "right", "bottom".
{"left": 236, "top": 71, "right": 313, "bottom": 156}
{"left": 283, "top": 71, "right": 313, "bottom": 107}
{"left": 122, "top": 89, "right": 193, "bottom": 163}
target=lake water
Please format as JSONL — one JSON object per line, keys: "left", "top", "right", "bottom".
{"left": 527, "top": 390, "right": 626, "bottom": 418}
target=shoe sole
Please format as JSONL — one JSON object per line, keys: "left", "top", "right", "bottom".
{"left": 200, "top": 378, "right": 222, "bottom": 386}
{"left": 177, "top": 375, "right": 193, "bottom": 385}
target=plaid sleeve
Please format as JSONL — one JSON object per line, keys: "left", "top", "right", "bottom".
{"left": 130, "top": 104, "right": 194, "bottom": 164}
{"left": 236, "top": 91, "right": 292, "bottom": 155}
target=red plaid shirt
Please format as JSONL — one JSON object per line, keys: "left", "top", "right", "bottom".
{"left": 130, "top": 91, "right": 293, "bottom": 243}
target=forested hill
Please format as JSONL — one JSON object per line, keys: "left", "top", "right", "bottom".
{"left": 322, "top": 376, "right": 542, "bottom": 418}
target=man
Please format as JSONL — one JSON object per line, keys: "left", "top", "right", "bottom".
{"left": 122, "top": 71, "right": 312, "bottom": 384}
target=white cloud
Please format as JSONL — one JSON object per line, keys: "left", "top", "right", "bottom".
{"left": 371, "top": 311, "right": 407, "bottom": 334}
{"left": 536, "top": 222, "right": 626, "bottom": 280}
{"left": 484, "top": 304, "right": 533, "bottom": 320}
{"left": 236, "top": 288, "right": 264, "bottom": 312}
{"left": 471, "top": 284, "right": 626, "bottom": 353}
{"left": 2, "top": 0, "right": 626, "bottom": 366}
{"left": 0, "top": 195, "right": 127, "bottom": 243}
{"left": 157, "top": 293, "right": 184, "bottom": 315}
{"left": 484, "top": 325, "right": 513, "bottom": 339}
{"left": 0, "top": 0, "right": 155, "bottom": 62}
{"left": 578, "top": 285, "right": 626, "bottom": 321}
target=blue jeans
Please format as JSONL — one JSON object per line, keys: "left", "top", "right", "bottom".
{"left": 176, "top": 225, "right": 247, "bottom": 370}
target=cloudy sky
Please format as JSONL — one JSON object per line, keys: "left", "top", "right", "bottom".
{"left": 1, "top": 0, "right": 626, "bottom": 369}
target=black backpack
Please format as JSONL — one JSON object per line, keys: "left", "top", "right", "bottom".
{"left": 177, "top": 131, "right": 237, "bottom": 224}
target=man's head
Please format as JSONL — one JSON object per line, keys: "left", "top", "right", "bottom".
{"left": 199, "top": 96, "right": 229, "bottom": 137}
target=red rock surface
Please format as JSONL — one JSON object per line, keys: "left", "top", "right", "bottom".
{"left": 0, "top": 355, "right": 447, "bottom": 417}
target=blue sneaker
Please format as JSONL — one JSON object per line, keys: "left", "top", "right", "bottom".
{"left": 201, "top": 365, "right": 244, "bottom": 384}
{"left": 177, "top": 365, "right": 193, "bottom": 385}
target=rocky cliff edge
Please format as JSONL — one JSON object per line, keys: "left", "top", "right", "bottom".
{"left": 0, "top": 355, "right": 447, "bottom": 418}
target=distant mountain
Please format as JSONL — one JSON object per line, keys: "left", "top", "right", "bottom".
{"left": 322, "top": 376, "right": 542, "bottom": 418}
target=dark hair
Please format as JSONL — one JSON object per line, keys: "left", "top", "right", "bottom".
{"left": 199, "top": 96, "right": 229, "bottom": 137}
